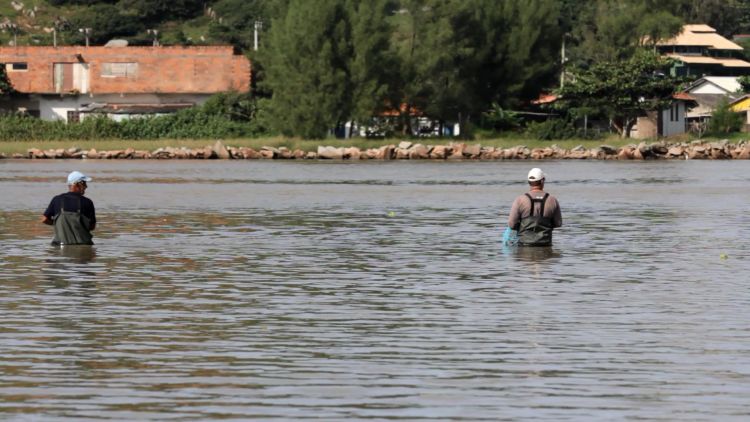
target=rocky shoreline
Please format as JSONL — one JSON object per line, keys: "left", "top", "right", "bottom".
{"left": 11, "top": 140, "right": 750, "bottom": 160}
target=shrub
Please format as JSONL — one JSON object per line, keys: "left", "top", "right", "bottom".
{"left": 0, "top": 93, "right": 267, "bottom": 141}
{"left": 525, "top": 118, "right": 577, "bottom": 140}
{"left": 708, "top": 97, "right": 743, "bottom": 135}
{"left": 482, "top": 103, "right": 521, "bottom": 131}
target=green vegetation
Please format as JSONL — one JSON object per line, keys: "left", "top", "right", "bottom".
{"left": 0, "top": 93, "right": 263, "bottom": 141}
{"left": 556, "top": 51, "right": 683, "bottom": 138}
{"left": 709, "top": 98, "right": 744, "bottom": 135}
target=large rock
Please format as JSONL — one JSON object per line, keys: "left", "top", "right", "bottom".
{"left": 261, "top": 146, "right": 280, "bottom": 158}
{"left": 448, "top": 143, "right": 465, "bottom": 159}
{"left": 28, "top": 148, "right": 44, "bottom": 159}
{"left": 213, "top": 140, "right": 231, "bottom": 159}
{"left": 409, "top": 144, "right": 430, "bottom": 159}
{"left": 365, "top": 148, "right": 381, "bottom": 159}
{"left": 381, "top": 145, "right": 395, "bottom": 160}
{"left": 736, "top": 146, "right": 750, "bottom": 159}
{"left": 398, "top": 141, "right": 413, "bottom": 150}
{"left": 239, "top": 147, "right": 260, "bottom": 159}
{"left": 463, "top": 144, "right": 481, "bottom": 158}
{"left": 617, "top": 146, "right": 634, "bottom": 160}
{"left": 599, "top": 145, "right": 617, "bottom": 155}
{"left": 344, "top": 147, "right": 361, "bottom": 160}
{"left": 395, "top": 147, "right": 410, "bottom": 159}
{"left": 203, "top": 146, "right": 216, "bottom": 159}
{"left": 667, "top": 146, "right": 684, "bottom": 157}
{"left": 430, "top": 145, "right": 448, "bottom": 159}
{"left": 317, "top": 146, "right": 344, "bottom": 159}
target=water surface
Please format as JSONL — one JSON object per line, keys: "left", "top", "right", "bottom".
{"left": 1, "top": 160, "right": 749, "bottom": 420}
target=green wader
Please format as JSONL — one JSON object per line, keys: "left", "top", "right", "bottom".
{"left": 52, "top": 195, "right": 93, "bottom": 245}
{"left": 517, "top": 193, "right": 554, "bottom": 246}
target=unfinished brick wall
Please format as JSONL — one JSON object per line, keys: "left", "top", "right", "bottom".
{"left": 0, "top": 46, "right": 251, "bottom": 94}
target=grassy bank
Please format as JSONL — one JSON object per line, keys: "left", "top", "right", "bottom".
{"left": 0, "top": 135, "right": 648, "bottom": 156}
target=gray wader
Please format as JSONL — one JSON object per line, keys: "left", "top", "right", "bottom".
{"left": 52, "top": 195, "right": 93, "bottom": 245}
{"left": 517, "top": 193, "right": 553, "bottom": 246}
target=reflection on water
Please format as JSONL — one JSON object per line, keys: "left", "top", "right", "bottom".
{"left": 52, "top": 245, "right": 97, "bottom": 263}
{"left": 506, "top": 245, "right": 561, "bottom": 263}
{"left": 1, "top": 160, "right": 750, "bottom": 420}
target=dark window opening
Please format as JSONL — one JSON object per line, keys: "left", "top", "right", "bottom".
{"left": 7, "top": 62, "right": 28, "bottom": 72}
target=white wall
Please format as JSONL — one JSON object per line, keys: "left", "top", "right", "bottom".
{"left": 39, "top": 97, "right": 81, "bottom": 121}
{"left": 37, "top": 93, "right": 211, "bottom": 121}
{"left": 661, "top": 102, "right": 686, "bottom": 137}
{"left": 689, "top": 82, "right": 729, "bottom": 95}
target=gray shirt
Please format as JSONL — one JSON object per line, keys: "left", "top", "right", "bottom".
{"left": 508, "top": 190, "right": 562, "bottom": 229}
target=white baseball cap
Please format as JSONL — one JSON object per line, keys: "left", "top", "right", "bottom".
{"left": 67, "top": 171, "right": 92, "bottom": 185}
{"left": 527, "top": 168, "right": 546, "bottom": 182}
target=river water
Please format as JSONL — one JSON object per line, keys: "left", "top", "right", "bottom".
{"left": 1, "top": 159, "right": 749, "bottom": 421}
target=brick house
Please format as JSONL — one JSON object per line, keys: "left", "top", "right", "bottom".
{"left": 0, "top": 45, "right": 251, "bottom": 122}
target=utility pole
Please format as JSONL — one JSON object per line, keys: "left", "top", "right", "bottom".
{"left": 53, "top": 17, "right": 69, "bottom": 48}
{"left": 8, "top": 23, "right": 19, "bottom": 47}
{"left": 147, "top": 29, "right": 159, "bottom": 46}
{"left": 560, "top": 35, "right": 567, "bottom": 88}
{"left": 79, "top": 27, "right": 91, "bottom": 47}
{"left": 254, "top": 20, "right": 262, "bottom": 51}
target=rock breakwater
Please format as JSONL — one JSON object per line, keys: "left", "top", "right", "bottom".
{"left": 10, "top": 140, "right": 750, "bottom": 160}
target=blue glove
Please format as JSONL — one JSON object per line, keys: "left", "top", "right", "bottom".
{"left": 502, "top": 227, "right": 518, "bottom": 245}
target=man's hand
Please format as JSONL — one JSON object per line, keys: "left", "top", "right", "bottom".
{"left": 41, "top": 215, "right": 52, "bottom": 225}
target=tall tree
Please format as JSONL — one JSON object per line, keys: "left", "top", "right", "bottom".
{"left": 346, "top": 0, "right": 394, "bottom": 122}
{"left": 388, "top": 0, "right": 561, "bottom": 135}
{"left": 569, "top": 0, "right": 682, "bottom": 64}
{"left": 0, "top": 65, "right": 14, "bottom": 96}
{"left": 262, "top": 0, "right": 391, "bottom": 138}
{"left": 556, "top": 50, "right": 682, "bottom": 137}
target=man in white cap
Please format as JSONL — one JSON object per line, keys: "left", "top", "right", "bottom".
{"left": 507, "top": 168, "right": 562, "bottom": 246}
{"left": 41, "top": 171, "right": 96, "bottom": 245}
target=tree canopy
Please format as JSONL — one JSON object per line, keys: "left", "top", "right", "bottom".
{"left": 556, "top": 50, "right": 683, "bottom": 137}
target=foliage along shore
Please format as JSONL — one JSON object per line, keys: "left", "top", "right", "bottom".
{"left": 6, "top": 139, "right": 750, "bottom": 161}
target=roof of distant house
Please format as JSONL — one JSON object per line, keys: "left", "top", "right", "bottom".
{"left": 531, "top": 93, "right": 558, "bottom": 105}
{"left": 666, "top": 54, "right": 750, "bottom": 68}
{"left": 672, "top": 92, "right": 696, "bottom": 101}
{"left": 657, "top": 24, "right": 743, "bottom": 50}
{"left": 686, "top": 76, "right": 741, "bottom": 93}
{"left": 80, "top": 102, "right": 195, "bottom": 114}
{"left": 729, "top": 93, "right": 750, "bottom": 113}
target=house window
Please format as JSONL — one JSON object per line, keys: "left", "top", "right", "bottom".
{"left": 67, "top": 111, "right": 80, "bottom": 123}
{"left": 6, "top": 62, "right": 28, "bottom": 72}
{"left": 101, "top": 62, "right": 138, "bottom": 77}
{"left": 670, "top": 103, "right": 680, "bottom": 122}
